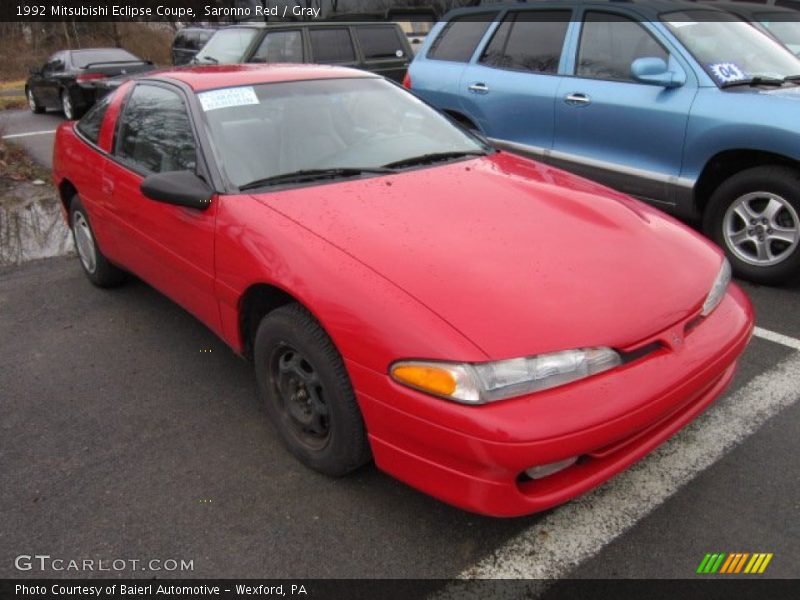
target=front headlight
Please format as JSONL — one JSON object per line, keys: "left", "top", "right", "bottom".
{"left": 701, "top": 259, "right": 731, "bottom": 317}
{"left": 390, "top": 347, "right": 621, "bottom": 405}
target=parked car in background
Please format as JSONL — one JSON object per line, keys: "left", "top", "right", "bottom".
{"left": 25, "top": 48, "right": 152, "bottom": 119}
{"left": 408, "top": 1, "right": 800, "bottom": 284}
{"left": 711, "top": 2, "right": 800, "bottom": 56}
{"left": 193, "top": 22, "right": 412, "bottom": 82}
{"left": 171, "top": 26, "right": 218, "bottom": 65}
{"left": 51, "top": 64, "right": 752, "bottom": 516}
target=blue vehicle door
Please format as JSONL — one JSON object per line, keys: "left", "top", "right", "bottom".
{"left": 552, "top": 11, "right": 698, "bottom": 207}
{"left": 457, "top": 9, "right": 573, "bottom": 151}
{"left": 410, "top": 15, "right": 499, "bottom": 116}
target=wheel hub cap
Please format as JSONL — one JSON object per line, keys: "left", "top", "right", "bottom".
{"left": 73, "top": 212, "right": 97, "bottom": 273}
{"left": 274, "top": 347, "right": 329, "bottom": 445}
{"left": 723, "top": 192, "right": 799, "bottom": 267}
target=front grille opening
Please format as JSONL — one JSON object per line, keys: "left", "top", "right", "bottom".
{"left": 619, "top": 341, "right": 665, "bottom": 366}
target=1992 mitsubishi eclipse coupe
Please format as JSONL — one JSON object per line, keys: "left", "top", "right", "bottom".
{"left": 52, "top": 65, "right": 753, "bottom": 516}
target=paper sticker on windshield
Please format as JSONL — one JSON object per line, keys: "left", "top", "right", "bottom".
{"left": 198, "top": 87, "right": 259, "bottom": 111}
{"left": 708, "top": 63, "right": 747, "bottom": 85}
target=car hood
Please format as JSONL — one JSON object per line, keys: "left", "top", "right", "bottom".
{"left": 253, "top": 153, "right": 723, "bottom": 360}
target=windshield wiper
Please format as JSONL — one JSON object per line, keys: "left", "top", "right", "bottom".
{"left": 196, "top": 55, "right": 218, "bottom": 64}
{"left": 720, "top": 76, "right": 786, "bottom": 89}
{"left": 239, "top": 167, "right": 395, "bottom": 191}
{"left": 382, "top": 151, "right": 486, "bottom": 170}
{"left": 783, "top": 75, "right": 800, "bottom": 83}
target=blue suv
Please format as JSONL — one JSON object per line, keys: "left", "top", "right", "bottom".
{"left": 407, "top": 1, "right": 800, "bottom": 284}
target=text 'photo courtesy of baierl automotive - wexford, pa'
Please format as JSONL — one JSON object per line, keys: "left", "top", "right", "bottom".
{"left": 1, "top": 1, "right": 799, "bottom": 600}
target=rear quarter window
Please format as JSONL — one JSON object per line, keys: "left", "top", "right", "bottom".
{"left": 427, "top": 15, "right": 496, "bottom": 62}
{"left": 356, "top": 25, "right": 406, "bottom": 60}
{"left": 76, "top": 94, "right": 112, "bottom": 145}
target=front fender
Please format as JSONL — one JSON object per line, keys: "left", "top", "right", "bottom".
{"left": 213, "top": 195, "right": 489, "bottom": 375}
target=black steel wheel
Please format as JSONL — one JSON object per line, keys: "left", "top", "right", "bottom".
{"left": 254, "top": 304, "right": 370, "bottom": 476}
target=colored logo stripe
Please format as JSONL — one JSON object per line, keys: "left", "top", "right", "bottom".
{"left": 698, "top": 552, "right": 773, "bottom": 574}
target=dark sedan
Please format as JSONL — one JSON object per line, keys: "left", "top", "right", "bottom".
{"left": 26, "top": 48, "right": 152, "bottom": 119}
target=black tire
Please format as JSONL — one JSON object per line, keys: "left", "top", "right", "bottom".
{"left": 254, "top": 304, "right": 370, "bottom": 476}
{"left": 26, "top": 87, "right": 44, "bottom": 114}
{"left": 69, "top": 195, "right": 127, "bottom": 288}
{"left": 704, "top": 166, "right": 800, "bottom": 285}
{"left": 60, "top": 88, "right": 83, "bottom": 120}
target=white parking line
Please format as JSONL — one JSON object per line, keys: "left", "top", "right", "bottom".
{"left": 753, "top": 326, "right": 800, "bottom": 351}
{"left": 1, "top": 130, "right": 56, "bottom": 140}
{"left": 435, "top": 350, "right": 800, "bottom": 597}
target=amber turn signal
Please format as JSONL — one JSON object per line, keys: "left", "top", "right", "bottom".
{"left": 390, "top": 364, "right": 458, "bottom": 397}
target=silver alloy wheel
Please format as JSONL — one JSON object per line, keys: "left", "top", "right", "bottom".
{"left": 723, "top": 191, "right": 800, "bottom": 267}
{"left": 61, "top": 91, "right": 73, "bottom": 119}
{"left": 72, "top": 211, "right": 97, "bottom": 274}
{"left": 27, "top": 89, "right": 37, "bottom": 112}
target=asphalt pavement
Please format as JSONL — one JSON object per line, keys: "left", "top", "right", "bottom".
{"left": 0, "top": 108, "right": 62, "bottom": 167}
{"left": 1, "top": 107, "right": 799, "bottom": 587}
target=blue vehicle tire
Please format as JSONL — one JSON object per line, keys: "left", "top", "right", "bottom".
{"left": 705, "top": 166, "right": 800, "bottom": 285}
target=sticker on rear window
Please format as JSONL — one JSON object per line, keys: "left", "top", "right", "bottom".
{"left": 198, "top": 86, "right": 259, "bottom": 111}
{"left": 708, "top": 63, "right": 747, "bottom": 85}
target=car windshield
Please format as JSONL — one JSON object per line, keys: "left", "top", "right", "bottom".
{"left": 195, "top": 28, "right": 258, "bottom": 64}
{"left": 663, "top": 10, "right": 800, "bottom": 84}
{"left": 757, "top": 13, "right": 800, "bottom": 56}
{"left": 71, "top": 48, "right": 140, "bottom": 68}
{"left": 198, "top": 77, "right": 488, "bottom": 189}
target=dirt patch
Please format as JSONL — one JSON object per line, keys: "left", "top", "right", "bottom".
{"left": 0, "top": 97, "right": 26, "bottom": 111}
{"left": 0, "top": 137, "right": 51, "bottom": 189}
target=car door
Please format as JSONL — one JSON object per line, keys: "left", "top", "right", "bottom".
{"left": 457, "top": 9, "right": 573, "bottom": 149}
{"left": 551, "top": 11, "right": 698, "bottom": 206}
{"left": 409, "top": 14, "right": 497, "bottom": 115}
{"left": 307, "top": 27, "right": 358, "bottom": 69}
{"left": 36, "top": 52, "right": 66, "bottom": 107}
{"left": 352, "top": 25, "right": 410, "bottom": 82}
{"left": 101, "top": 82, "right": 220, "bottom": 333}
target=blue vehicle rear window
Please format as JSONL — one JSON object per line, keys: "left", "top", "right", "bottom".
{"left": 428, "top": 15, "right": 496, "bottom": 63}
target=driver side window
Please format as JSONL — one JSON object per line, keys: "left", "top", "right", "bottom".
{"left": 115, "top": 84, "right": 197, "bottom": 175}
{"left": 577, "top": 12, "right": 668, "bottom": 82}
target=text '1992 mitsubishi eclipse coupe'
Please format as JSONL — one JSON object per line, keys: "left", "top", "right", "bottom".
{"left": 52, "top": 65, "right": 753, "bottom": 516}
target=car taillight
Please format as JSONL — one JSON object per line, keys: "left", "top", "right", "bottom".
{"left": 402, "top": 72, "right": 411, "bottom": 90}
{"left": 77, "top": 73, "right": 107, "bottom": 82}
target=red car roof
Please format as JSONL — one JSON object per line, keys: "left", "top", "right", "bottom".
{"left": 153, "top": 64, "right": 375, "bottom": 91}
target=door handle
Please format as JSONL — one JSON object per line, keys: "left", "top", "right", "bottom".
{"left": 101, "top": 176, "right": 114, "bottom": 195}
{"left": 468, "top": 83, "right": 489, "bottom": 94}
{"left": 564, "top": 93, "right": 591, "bottom": 106}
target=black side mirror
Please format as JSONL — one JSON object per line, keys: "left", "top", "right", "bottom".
{"left": 140, "top": 170, "right": 212, "bottom": 210}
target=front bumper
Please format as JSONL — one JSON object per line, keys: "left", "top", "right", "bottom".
{"left": 350, "top": 285, "right": 753, "bottom": 517}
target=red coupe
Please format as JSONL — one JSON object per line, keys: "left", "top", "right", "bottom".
{"left": 52, "top": 65, "right": 754, "bottom": 517}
